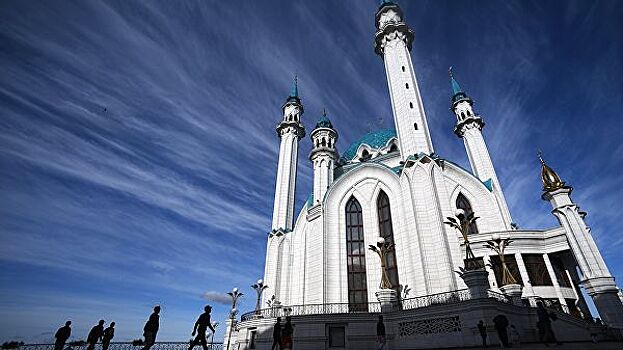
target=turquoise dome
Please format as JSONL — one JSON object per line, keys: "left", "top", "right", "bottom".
{"left": 342, "top": 128, "right": 397, "bottom": 161}
{"left": 315, "top": 115, "right": 333, "bottom": 129}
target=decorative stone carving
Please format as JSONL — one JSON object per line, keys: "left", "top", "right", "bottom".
{"left": 399, "top": 316, "right": 462, "bottom": 337}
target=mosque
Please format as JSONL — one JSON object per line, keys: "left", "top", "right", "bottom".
{"left": 226, "top": 2, "right": 623, "bottom": 349}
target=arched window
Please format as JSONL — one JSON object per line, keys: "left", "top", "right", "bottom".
{"left": 389, "top": 143, "right": 398, "bottom": 153}
{"left": 401, "top": 66, "right": 405, "bottom": 72}
{"left": 413, "top": 123, "right": 418, "bottom": 130}
{"left": 377, "top": 191, "right": 400, "bottom": 293}
{"left": 409, "top": 102, "right": 414, "bottom": 109}
{"left": 460, "top": 112, "right": 465, "bottom": 120}
{"left": 346, "top": 197, "right": 368, "bottom": 311}
{"left": 322, "top": 138, "right": 327, "bottom": 147}
{"left": 405, "top": 83, "right": 409, "bottom": 89}
{"left": 456, "top": 193, "right": 478, "bottom": 235}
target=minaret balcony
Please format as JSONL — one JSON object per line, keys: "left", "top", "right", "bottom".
{"left": 276, "top": 120, "right": 305, "bottom": 139}
{"left": 454, "top": 115, "right": 485, "bottom": 137}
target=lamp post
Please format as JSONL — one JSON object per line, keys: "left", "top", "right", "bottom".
{"left": 251, "top": 279, "right": 268, "bottom": 313}
{"left": 444, "top": 209, "right": 482, "bottom": 270}
{"left": 227, "top": 287, "right": 243, "bottom": 318}
{"left": 225, "top": 287, "right": 242, "bottom": 350}
{"left": 368, "top": 237, "right": 395, "bottom": 289}
{"left": 484, "top": 233, "right": 516, "bottom": 285}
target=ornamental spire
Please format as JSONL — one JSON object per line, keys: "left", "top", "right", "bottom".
{"left": 289, "top": 75, "right": 298, "bottom": 99}
{"left": 449, "top": 67, "right": 468, "bottom": 103}
{"left": 538, "top": 151, "right": 566, "bottom": 192}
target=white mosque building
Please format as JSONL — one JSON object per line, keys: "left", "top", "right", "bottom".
{"left": 227, "top": 2, "right": 623, "bottom": 349}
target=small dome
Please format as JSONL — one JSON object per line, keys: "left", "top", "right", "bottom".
{"left": 342, "top": 128, "right": 397, "bottom": 161}
{"left": 539, "top": 155, "right": 566, "bottom": 191}
{"left": 315, "top": 115, "right": 333, "bottom": 129}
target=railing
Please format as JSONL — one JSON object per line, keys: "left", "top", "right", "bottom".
{"left": 400, "top": 289, "right": 470, "bottom": 310}
{"left": 240, "top": 288, "right": 520, "bottom": 322}
{"left": 241, "top": 302, "right": 381, "bottom": 321}
{"left": 486, "top": 289, "right": 512, "bottom": 303}
{"left": 16, "top": 342, "right": 223, "bottom": 350}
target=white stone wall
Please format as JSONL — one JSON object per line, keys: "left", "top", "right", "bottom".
{"left": 266, "top": 158, "right": 521, "bottom": 306}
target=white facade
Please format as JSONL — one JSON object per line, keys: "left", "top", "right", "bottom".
{"left": 261, "top": 1, "right": 623, "bottom": 333}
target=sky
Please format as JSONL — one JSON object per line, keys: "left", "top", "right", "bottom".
{"left": 1, "top": 0, "right": 622, "bottom": 343}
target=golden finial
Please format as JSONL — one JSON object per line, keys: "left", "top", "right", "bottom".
{"left": 448, "top": 66, "right": 454, "bottom": 78}
{"left": 538, "top": 150, "right": 566, "bottom": 192}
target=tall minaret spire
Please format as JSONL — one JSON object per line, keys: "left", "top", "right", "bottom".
{"left": 450, "top": 68, "right": 513, "bottom": 229}
{"left": 271, "top": 76, "right": 305, "bottom": 232}
{"left": 374, "top": 1, "right": 434, "bottom": 160}
{"left": 540, "top": 153, "right": 623, "bottom": 328}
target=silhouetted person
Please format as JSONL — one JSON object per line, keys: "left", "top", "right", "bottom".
{"left": 536, "top": 302, "right": 561, "bottom": 346}
{"left": 188, "top": 305, "right": 216, "bottom": 350}
{"left": 54, "top": 321, "right": 72, "bottom": 350}
{"left": 509, "top": 325, "right": 520, "bottom": 347}
{"left": 271, "top": 317, "right": 282, "bottom": 350}
{"left": 377, "top": 315, "right": 386, "bottom": 350}
{"left": 87, "top": 320, "right": 105, "bottom": 350}
{"left": 477, "top": 320, "right": 487, "bottom": 348}
{"left": 102, "top": 322, "right": 115, "bottom": 350}
{"left": 492, "top": 314, "right": 509, "bottom": 348}
{"left": 282, "top": 316, "right": 293, "bottom": 349}
{"left": 142, "top": 305, "right": 161, "bottom": 350}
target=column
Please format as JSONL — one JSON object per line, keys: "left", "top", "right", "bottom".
{"left": 543, "top": 253, "right": 569, "bottom": 313}
{"left": 515, "top": 253, "right": 537, "bottom": 306}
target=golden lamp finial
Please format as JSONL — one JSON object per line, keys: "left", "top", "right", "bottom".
{"left": 538, "top": 150, "right": 566, "bottom": 192}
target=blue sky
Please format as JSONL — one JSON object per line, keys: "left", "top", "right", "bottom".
{"left": 1, "top": 0, "right": 622, "bottom": 343}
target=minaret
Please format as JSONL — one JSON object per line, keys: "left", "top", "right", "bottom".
{"left": 540, "top": 153, "right": 623, "bottom": 328}
{"left": 450, "top": 69, "right": 513, "bottom": 229}
{"left": 271, "top": 77, "right": 305, "bottom": 232}
{"left": 374, "top": 1, "right": 434, "bottom": 160}
{"left": 309, "top": 109, "right": 338, "bottom": 205}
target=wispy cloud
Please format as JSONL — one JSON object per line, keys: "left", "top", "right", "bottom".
{"left": 1, "top": 0, "right": 622, "bottom": 342}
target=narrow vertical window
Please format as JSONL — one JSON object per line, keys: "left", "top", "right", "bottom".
{"left": 413, "top": 123, "right": 418, "bottom": 130}
{"left": 377, "top": 191, "right": 400, "bottom": 294}
{"left": 456, "top": 193, "right": 478, "bottom": 235}
{"left": 405, "top": 83, "right": 409, "bottom": 89}
{"left": 409, "top": 102, "right": 413, "bottom": 109}
{"left": 401, "top": 66, "right": 405, "bottom": 72}
{"left": 346, "top": 197, "right": 368, "bottom": 311}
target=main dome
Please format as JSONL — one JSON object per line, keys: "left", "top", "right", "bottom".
{"left": 341, "top": 128, "right": 397, "bottom": 161}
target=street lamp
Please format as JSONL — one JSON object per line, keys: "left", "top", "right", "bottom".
{"left": 209, "top": 322, "right": 219, "bottom": 349}
{"left": 444, "top": 209, "right": 482, "bottom": 270}
{"left": 227, "top": 287, "right": 243, "bottom": 318}
{"left": 484, "top": 233, "right": 517, "bottom": 285}
{"left": 368, "top": 237, "right": 395, "bottom": 289}
{"left": 251, "top": 279, "right": 268, "bottom": 313}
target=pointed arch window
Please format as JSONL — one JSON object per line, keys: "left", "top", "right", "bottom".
{"left": 346, "top": 197, "right": 368, "bottom": 311}
{"left": 456, "top": 193, "right": 478, "bottom": 235}
{"left": 377, "top": 191, "right": 400, "bottom": 293}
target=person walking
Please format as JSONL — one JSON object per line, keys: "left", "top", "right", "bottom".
{"left": 270, "top": 317, "right": 282, "bottom": 350}
{"left": 376, "top": 315, "right": 386, "bottom": 350}
{"left": 54, "top": 321, "right": 72, "bottom": 350}
{"left": 477, "top": 320, "right": 487, "bottom": 348}
{"left": 86, "top": 320, "right": 105, "bottom": 350}
{"left": 282, "top": 316, "right": 293, "bottom": 350}
{"left": 536, "top": 302, "right": 561, "bottom": 346}
{"left": 142, "top": 305, "right": 161, "bottom": 350}
{"left": 492, "top": 314, "right": 509, "bottom": 348}
{"left": 188, "top": 305, "right": 216, "bottom": 350}
{"left": 102, "top": 322, "right": 115, "bottom": 350}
